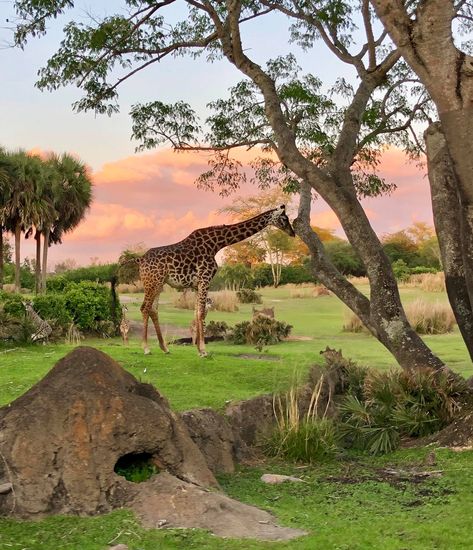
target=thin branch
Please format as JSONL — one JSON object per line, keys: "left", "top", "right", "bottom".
{"left": 361, "top": 0, "right": 376, "bottom": 70}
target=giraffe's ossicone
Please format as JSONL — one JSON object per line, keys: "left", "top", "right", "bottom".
{"left": 134, "top": 205, "right": 295, "bottom": 357}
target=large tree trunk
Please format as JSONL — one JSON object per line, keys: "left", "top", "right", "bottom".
{"left": 41, "top": 229, "right": 50, "bottom": 292}
{"left": 424, "top": 122, "right": 473, "bottom": 361}
{"left": 371, "top": 0, "right": 473, "bottom": 364}
{"left": 294, "top": 182, "right": 445, "bottom": 371}
{"left": 14, "top": 223, "right": 21, "bottom": 293}
{"left": 34, "top": 230, "right": 41, "bottom": 295}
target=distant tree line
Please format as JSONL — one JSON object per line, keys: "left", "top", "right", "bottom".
{"left": 213, "top": 220, "right": 440, "bottom": 290}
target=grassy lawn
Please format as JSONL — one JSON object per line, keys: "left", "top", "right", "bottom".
{"left": 0, "top": 284, "right": 472, "bottom": 548}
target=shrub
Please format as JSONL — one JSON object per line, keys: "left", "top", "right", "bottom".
{"left": 46, "top": 275, "right": 69, "bottom": 293}
{"left": 172, "top": 290, "right": 195, "bottom": 310}
{"left": 392, "top": 259, "right": 411, "bottom": 281}
{"left": 205, "top": 320, "right": 230, "bottom": 338}
{"left": 0, "top": 291, "right": 25, "bottom": 317}
{"left": 339, "top": 367, "right": 466, "bottom": 454}
{"left": 229, "top": 316, "right": 292, "bottom": 349}
{"left": 236, "top": 288, "right": 262, "bottom": 304}
{"left": 64, "top": 281, "right": 115, "bottom": 332}
{"left": 32, "top": 294, "right": 73, "bottom": 331}
{"left": 173, "top": 290, "right": 238, "bottom": 312}
{"left": 405, "top": 299, "right": 456, "bottom": 334}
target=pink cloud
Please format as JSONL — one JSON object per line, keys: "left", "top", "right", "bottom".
{"left": 18, "top": 146, "right": 435, "bottom": 268}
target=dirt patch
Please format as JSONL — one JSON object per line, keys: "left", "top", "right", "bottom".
{"left": 235, "top": 353, "right": 281, "bottom": 361}
{"left": 324, "top": 466, "right": 444, "bottom": 488}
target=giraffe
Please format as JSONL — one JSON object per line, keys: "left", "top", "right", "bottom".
{"left": 119, "top": 304, "right": 130, "bottom": 345}
{"left": 134, "top": 205, "right": 295, "bottom": 357}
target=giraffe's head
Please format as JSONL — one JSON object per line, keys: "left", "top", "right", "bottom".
{"left": 270, "top": 205, "right": 295, "bottom": 237}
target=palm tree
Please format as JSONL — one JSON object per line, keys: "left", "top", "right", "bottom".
{"left": 41, "top": 153, "right": 93, "bottom": 291}
{"left": 0, "top": 148, "right": 15, "bottom": 289}
{"left": 0, "top": 150, "right": 43, "bottom": 292}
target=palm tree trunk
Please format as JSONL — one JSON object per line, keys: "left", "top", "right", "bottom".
{"left": 14, "top": 223, "right": 21, "bottom": 292}
{"left": 34, "top": 230, "right": 41, "bottom": 294}
{"left": 0, "top": 226, "right": 3, "bottom": 290}
{"left": 41, "top": 229, "right": 50, "bottom": 292}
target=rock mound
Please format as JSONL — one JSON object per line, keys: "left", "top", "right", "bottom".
{"left": 130, "top": 472, "right": 306, "bottom": 541}
{"left": 0, "top": 346, "right": 216, "bottom": 517}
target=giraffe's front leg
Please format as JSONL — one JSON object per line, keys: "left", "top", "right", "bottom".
{"left": 195, "top": 283, "right": 210, "bottom": 357}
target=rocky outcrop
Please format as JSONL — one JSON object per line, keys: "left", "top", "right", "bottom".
{"left": 0, "top": 347, "right": 217, "bottom": 518}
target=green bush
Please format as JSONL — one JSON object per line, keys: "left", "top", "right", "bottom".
{"left": 64, "top": 281, "right": 116, "bottom": 332}
{"left": 236, "top": 288, "right": 262, "bottom": 304}
{"left": 392, "top": 259, "right": 410, "bottom": 281}
{"left": 33, "top": 294, "right": 73, "bottom": 330}
{"left": 46, "top": 275, "right": 69, "bottom": 292}
{"left": 0, "top": 291, "right": 25, "bottom": 317}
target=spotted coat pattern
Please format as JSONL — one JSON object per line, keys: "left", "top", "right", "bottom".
{"left": 138, "top": 205, "right": 294, "bottom": 356}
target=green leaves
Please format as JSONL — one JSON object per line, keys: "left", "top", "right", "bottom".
{"left": 131, "top": 100, "right": 201, "bottom": 150}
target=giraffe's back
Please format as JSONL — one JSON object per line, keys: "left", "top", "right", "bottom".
{"left": 139, "top": 240, "right": 216, "bottom": 290}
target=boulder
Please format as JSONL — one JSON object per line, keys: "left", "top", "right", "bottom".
{"left": 0, "top": 346, "right": 217, "bottom": 518}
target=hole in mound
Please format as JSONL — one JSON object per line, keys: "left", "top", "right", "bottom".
{"left": 114, "top": 452, "right": 159, "bottom": 483}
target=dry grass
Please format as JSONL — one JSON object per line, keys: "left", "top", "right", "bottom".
{"left": 347, "top": 276, "right": 369, "bottom": 286}
{"left": 342, "top": 310, "right": 367, "bottom": 333}
{"left": 405, "top": 299, "right": 456, "bottom": 334}
{"left": 288, "top": 284, "right": 331, "bottom": 299}
{"left": 403, "top": 272, "right": 446, "bottom": 293}
{"left": 343, "top": 299, "right": 456, "bottom": 335}
{"left": 172, "top": 289, "right": 239, "bottom": 312}
{"left": 0, "top": 284, "right": 16, "bottom": 293}
{"left": 117, "top": 282, "right": 144, "bottom": 293}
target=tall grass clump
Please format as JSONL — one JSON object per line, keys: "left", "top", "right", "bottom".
{"left": 265, "top": 379, "right": 339, "bottom": 463}
{"left": 405, "top": 272, "right": 446, "bottom": 292}
{"left": 342, "top": 310, "right": 367, "bottom": 333}
{"left": 405, "top": 299, "right": 456, "bottom": 334}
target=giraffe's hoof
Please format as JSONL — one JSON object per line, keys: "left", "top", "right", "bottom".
{"left": 199, "top": 351, "right": 208, "bottom": 358}
{"left": 143, "top": 347, "right": 151, "bottom": 355}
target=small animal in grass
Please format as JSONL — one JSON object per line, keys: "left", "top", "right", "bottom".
{"left": 22, "top": 301, "right": 53, "bottom": 343}
{"left": 120, "top": 305, "right": 130, "bottom": 345}
{"left": 252, "top": 306, "right": 275, "bottom": 320}
{"left": 191, "top": 297, "right": 214, "bottom": 344}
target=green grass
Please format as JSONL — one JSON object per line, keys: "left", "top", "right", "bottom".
{"left": 1, "top": 284, "right": 472, "bottom": 548}
{"left": 1, "top": 449, "right": 473, "bottom": 549}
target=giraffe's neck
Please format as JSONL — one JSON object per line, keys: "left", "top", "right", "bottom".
{"left": 210, "top": 210, "right": 275, "bottom": 252}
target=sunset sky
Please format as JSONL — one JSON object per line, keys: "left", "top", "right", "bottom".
{"left": 0, "top": 3, "right": 435, "bottom": 269}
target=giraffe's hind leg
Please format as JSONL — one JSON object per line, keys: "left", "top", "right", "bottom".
{"left": 140, "top": 281, "right": 168, "bottom": 354}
